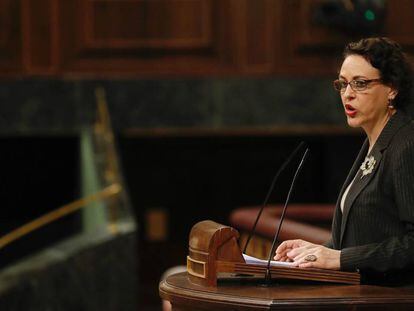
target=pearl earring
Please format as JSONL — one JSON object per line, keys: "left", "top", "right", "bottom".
{"left": 388, "top": 98, "right": 394, "bottom": 109}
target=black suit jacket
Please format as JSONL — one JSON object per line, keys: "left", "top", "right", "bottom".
{"left": 329, "top": 110, "right": 414, "bottom": 282}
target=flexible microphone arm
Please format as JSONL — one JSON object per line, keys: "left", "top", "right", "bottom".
{"left": 242, "top": 141, "right": 306, "bottom": 254}
{"left": 264, "top": 147, "right": 310, "bottom": 283}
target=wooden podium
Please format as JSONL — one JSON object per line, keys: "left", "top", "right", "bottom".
{"left": 186, "top": 220, "right": 360, "bottom": 286}
{"left": 160, "top": 272, "right": 414, "bottom": 311}
{"left": 159, "top": 220, "right": 414, "bottom": 310}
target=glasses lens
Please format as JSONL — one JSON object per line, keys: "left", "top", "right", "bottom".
{"left": 351, "top": 80, "right": 368, "bottom": 91}
{"left": 333, "top": 80, "right": 345, "bottom": 92}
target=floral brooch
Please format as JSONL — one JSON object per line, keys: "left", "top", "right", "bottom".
{"left": 360, "top": 155, "right": 376, "bottom": 178}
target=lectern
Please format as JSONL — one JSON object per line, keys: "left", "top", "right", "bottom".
{"left": 160, "top": 220, "right": 414, "bottom": 310}
{"left": 186, "top": 220, "right": 360, "bottom": 286}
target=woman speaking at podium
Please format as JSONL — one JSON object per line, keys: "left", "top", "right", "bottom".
{"left": 275, "top": 37, "right": 414, "bottom": 283}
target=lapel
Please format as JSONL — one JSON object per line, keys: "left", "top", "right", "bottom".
{"left": 332, "top": 139, "right": 368, "bottom": 248}
{"left": 339, "top": 110, "right": 411, "bottom": 247}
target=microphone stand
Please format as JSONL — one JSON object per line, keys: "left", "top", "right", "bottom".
{"left": 264, "top": 148, "right": 310, "bottom": 285}
{"left": 242, "top": 141, "right": 305, "bottom": 254}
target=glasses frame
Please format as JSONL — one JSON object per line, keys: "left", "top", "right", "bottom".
{"left": 333, "top": 78, "right": 382, "bottom": 93}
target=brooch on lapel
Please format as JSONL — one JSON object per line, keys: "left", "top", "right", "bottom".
{"left": 360, "top": 155, "right": 376, "bottom": 178}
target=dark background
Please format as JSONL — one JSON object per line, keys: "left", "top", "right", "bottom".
{"left": 1, "top": 0, "right": 413, "bottom": 310}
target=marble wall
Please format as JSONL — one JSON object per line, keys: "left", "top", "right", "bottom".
{"left": 0, "top": 78, "right": 348, "bottom": 134}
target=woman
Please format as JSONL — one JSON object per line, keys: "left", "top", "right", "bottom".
{"left": 274, "top": 37, "right": 414, "bottom": 283}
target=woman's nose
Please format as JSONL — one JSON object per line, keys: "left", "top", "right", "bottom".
{"left": 343, "top": 84, "right": 355, "bottom": 99}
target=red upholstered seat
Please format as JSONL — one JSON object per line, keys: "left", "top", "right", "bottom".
{"left": 229, "top": 204, "right": 335, "bottom": 258}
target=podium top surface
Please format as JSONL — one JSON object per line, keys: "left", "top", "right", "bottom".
{"left": 160, "top": 272, "right": 414, "bottom": 310}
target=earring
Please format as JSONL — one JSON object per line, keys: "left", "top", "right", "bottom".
{"left": 388, "top": 97, "right": 394, "bottom": 109}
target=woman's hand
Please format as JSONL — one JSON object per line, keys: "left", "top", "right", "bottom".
{"left": 274, "top": 239, "right": 341, "bottom": 270}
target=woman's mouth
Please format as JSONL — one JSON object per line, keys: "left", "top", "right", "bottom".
{"left": 344, "top": 104, "right": 357, "bottom": 117}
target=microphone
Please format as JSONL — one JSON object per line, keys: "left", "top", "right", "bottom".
{"left": 242, "top": 141, "right": 306, "bottom": 254}
{"left": 264, "top": 147, "right": 310, "bottom": 283}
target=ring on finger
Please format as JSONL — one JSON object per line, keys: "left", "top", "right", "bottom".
{"left": 304, "top": 254, "right": 317, "bottom": 262}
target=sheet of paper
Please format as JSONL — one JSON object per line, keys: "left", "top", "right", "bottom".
{"left": 243, "top": 253, "right": 297, "bottom": 267}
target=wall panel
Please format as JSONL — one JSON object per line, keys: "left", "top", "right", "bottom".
{"left": 1, "top": 0, "right": 414, "bottom": 77}
{"left": 0, "top": 0, "right": 22, "bottom": 74}
{"left": 385, "top": 0, "right": 414, "bottom": 50}
{"left": 274, "top": 0, "right": 351, "bottom": 75}
{"left": 88, "top": 0, "right": 212, "bottom": 49}
{"left": 58, "top": 0, "right": 238, "bottom": 76}
{"left": 242, "top": 0, "right": 276, "bottom": 73}
{"left": 273, "top": 0, "right": 414, "bottom": 76}
{"left": 22, "top": 0, "right": 58, "bottom": 74}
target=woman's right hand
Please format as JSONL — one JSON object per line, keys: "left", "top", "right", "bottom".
{"left": 274, "top": 239, "right": 341, "bottom": 270}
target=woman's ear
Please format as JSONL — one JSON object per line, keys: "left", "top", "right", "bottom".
{"left": 388, "top": 87, "right": 398, "bottom": 100}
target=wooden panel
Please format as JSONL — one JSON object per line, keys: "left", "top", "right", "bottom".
{"left": 22, "top": 0, "right": 59, "bottom": 74}
{"left": 0, "top": 1, "right": 8, "bottom": 46}
{"left": 87, "top": 0, "right": 212, "bottom": 49}
{"left": 384, "top": 0, "right": 414, "bottom": 50}
{"left": 274, "top": 0, "right": 349, "bottom": 76}
{"left": 273, "top": 0, "right": 414, "bottom": 76}
{"left": 0, "top": 0, "right": 22, "bottom": 74}
{"left": 4, "top": 0, "right": 414, "bottom": 76}
{"left": 240, "top": 0, "right": 276, "bottom": 73}
{"left": 58, "top": 0, "right": 239, "bottom": 76}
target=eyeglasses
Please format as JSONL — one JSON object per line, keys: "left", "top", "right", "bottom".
{"left": 333, "top": 78, "right": 382, "bottom": 93}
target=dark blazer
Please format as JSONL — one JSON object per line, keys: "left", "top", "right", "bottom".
{"left": 329, "top": 110, "right": 414, "bottom": 282}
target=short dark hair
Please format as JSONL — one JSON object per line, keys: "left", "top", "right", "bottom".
{"left": 343, "top": 37, "right": 413, "bottom": 110}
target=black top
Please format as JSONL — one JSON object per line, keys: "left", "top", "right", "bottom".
{"left": 328, "top": 110, "right": 414, "bottom": 283}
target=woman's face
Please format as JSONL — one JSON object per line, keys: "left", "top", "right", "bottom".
{"left": 338, "top": 54, "right": 396, "bottom": 130}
